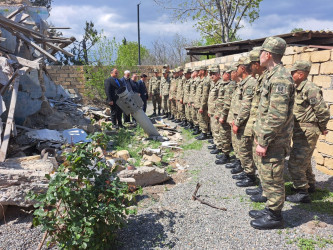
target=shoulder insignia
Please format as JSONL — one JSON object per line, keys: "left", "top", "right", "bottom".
{"left": 275, "top": 84, "right": 286, "bottom": 94}
{"left": 309, "top": 97, "right": 317, "bottom": 105}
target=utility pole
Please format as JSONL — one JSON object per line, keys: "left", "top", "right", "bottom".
{"left": 137, "top": 2, "right": 141, "bottom": 65}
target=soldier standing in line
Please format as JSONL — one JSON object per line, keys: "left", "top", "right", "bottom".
{"left": 176, "top": 67, "right": 185, "bottom": 124}
{"left": 193, "top": 66, "right": 206, "bottom": 135}
{"left": 286, "top": 60, "right": 330, "bottom": 203}
{"left": 249, "top": 37, "right": 295, "bottom": 230}
{"left": 188, "top": 67, "right": 199, "bottom": 130}
{"left": 160, "top": 69, "right": 171, "bottom": 118}
{"left": 148, "top": 69, "right": 161, "bottom": 116}
{"left": 182, "top": 68, "right": 192, "bottom": 128}
{"left": 169, "top": 69, "right": 178, "bottom": 121}
{"left": 231, "top": 56, "right": 257, "bottom": 186}
{"left": 196, "top": 66, "right": 211, "bottom": 140}
{"left": 215, "top": 67, "right": 237, "bottom": 164}
{"left": 207, "top": 65, "right": 222, "bottom": 154}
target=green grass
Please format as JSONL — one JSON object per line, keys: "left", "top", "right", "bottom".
{"left": 250, "top": 201, "right": 266, "bottom": 210}
{"left": 181, "top": 128, "right": 196, "bottom": 140}
{"left": 182, "top": 140, "right": 203, "bottom": 151}
{"left": 296, "top": 236, "right": 333, "bottom": 250}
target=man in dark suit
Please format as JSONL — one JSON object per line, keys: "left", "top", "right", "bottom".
{"left": 104, "top": 68, "right": 124, "bottom": 129}
{"left": 137, "top": 74, "right": 148, "bottom": 112}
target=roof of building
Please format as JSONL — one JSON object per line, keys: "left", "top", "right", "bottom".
{"left": 185, "top": 30, "right": 333, "bottom": 56}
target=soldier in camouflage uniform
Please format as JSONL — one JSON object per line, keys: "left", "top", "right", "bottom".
{"left": 148, "top": 69, "right": 161, "bottom": 116}
{"left": 188, "top": 68, "right": 199, "bottom": 130}
{"left": 182, "top": 68, "right": 192, "bottom": 128}
{"left": 160, "top": 69, "right": 171, "bottom": 117}
{"left": 196, "top": 66, "right": 211, "bottom": 140}
{"left": 193, "top": 66, "right": 207, "bottom": 135}
{"left": 176, "top": 67, "right": 185, "bottom": 124}
{"left": 249, "top": 37, "right": 295, "bottom": 230}
{"left": 230, "top": 57, "right": 258, "bottom": 186}
{"left": 207, "top": 65, "right": 222, "bottom": 154}
{"left": 286, "top": 61, "right": 330, "bottom": 203}
{"left": 216, "top": 67, "right": 237, "bottom": 165}
{"left": 169, "top": 69, "right": 178, "bottom": 121}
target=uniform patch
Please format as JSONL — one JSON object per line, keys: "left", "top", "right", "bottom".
{"left": 309, "top": 97, "right": 317, "bottom": 105}
{"left": 246, "top": 87, "right": 254, "bottom": 95}
{"left": 275, "top": 84, "right": 286, "bottom": 94}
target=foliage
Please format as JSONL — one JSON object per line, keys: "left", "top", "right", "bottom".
{"left": 115, "top": 39, "right": 149, "bottom": 68}
{"left": 291, "top": 28, "right": 304, "bottom": 33}
{"left": 29, "top": 127, "right": 137, "bottom": 249}
{"left": 154, "top": 0, "right": 263, "bottom": 43}
{"left": 296, "top": 236, "right": 333, "bottom": 250}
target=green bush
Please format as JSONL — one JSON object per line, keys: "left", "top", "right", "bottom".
{"left": 29, "top": 128, "right": 137, "bottom": 249}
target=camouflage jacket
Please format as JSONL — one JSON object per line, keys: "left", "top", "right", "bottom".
{"left": 169, "top": 77, "right": 178, "bottom": 99}
{"left": 208, "top": 79, "right": 221, "bottom": 115}
{"left": 214, "top": 80, "right": 230, "bottom": 118}
{"left": 234, "top": 75, "right": 257, "bottom": 128}
{"left": 183, "top": 78, "right": 192, "bottom": 104}
{"left": 194, "top": 77, "right": 204, "bottom": 108}
{"left": 221, "top": 81, "right": 237, "bottom": 121}
{"left": 148, "top": 76, "right": 161, "bottom": 95}
{"left": 294, "top": 79, "right": 330, "bottom": 132}
{"left": 244, "top": 72, "right": 267, "bottom": 137}
{"left": 253, "top": 64, "right": 295, "bottom": 149}
{"left": 200, "top": 76, "right": 211, "bottom": 110}
{"left": 160, "top": 76, "right": 171, "bottom": 96}
{"left": 176, "top": 76, "right": 184, "bottom": 101}
{"left": 190, "top": 77, "right": 199, "bottom": 104}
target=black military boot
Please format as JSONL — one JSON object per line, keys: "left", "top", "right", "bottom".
{"left": 171, "top": 115, "right": 176, "bottom": 121}
{"left": 215, "top": 154, "right": 230, "bottom": 165}
{"left": 174, "top": 119, "right": 181, "bottom": 123}
{"left": 210, "top": 148, "right": 222, "bottom": 154}
{"left": 158, "top": 109, "right": 161, "bottom": 116}
{"left": 286, "top": 189, "right": 311, "bottom": 203}
{"left": 193, "top": 126, "right": 201, "bottom": 135}
{"left": 249, "top": 207, "right": 269, "bottom": 219}
{"left": 188, "top": 122, "right": 194, "bottom": 129}
{"left": 163, "top": 112, "right": 168, "bottom": 118}
{"left": 207, "top": 132, "right": 213, "bottom": 139}
{"left": 152, "top": 109, "right": 156, "bottom": 117}
{"left": 236, "top": 174, "right": 256, "bottom": 187}
{"left": 250, "top": 193, "right": 267, "bottom": 202}
{"left": 250, "top": 209, "right": 284, "bottom": 230}
{"left": 232, "top": 171, "right": 247, "bottom": 180}
{"left": 196, "top": 133, "right": 208, "bottom": 140}
{"left": 308, "top": 183, "right": 316, "bottom": 193}
{"left": 207, "top": 144, "right": 216, "bottom": 150}
{"left": 231, "top": 164, "right": 243, "bottom": 174}
{"left": 225, "top": 159, "right": 240, "bottom": 169}
{"left": 246, "top": 186, "right": 262, "bottom": 196}
{"left": 167, "top": 113, "right": 172, "bottom": 119}
{"left": 208, "top": 139, "right": 214, "bottom": 144}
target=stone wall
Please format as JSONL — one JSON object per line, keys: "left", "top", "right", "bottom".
{"left": 185, "top": 46, "right": 333, "bottom": 176}
{"left": 45, "top": 65, "right": 164, "bottom": 97}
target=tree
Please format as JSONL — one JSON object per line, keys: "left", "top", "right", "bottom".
{"left": 115, "top": 39, "right": 149, "bottom": 67}
{"left": 154, "top": 0, "right": 263, "bottom": 43}
{"left": 291, "top": 28, "right": 304, "bottom": 33}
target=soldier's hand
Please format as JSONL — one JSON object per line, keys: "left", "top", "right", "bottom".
{"left": 322, "top": 130, "right": 328, "bottom": 135}
{"left": 232, "top": 123, "right": 238, "bottom": 134}
{"left": 109, "top": 101, "right": 114, "bottom": 106}
{"left": 219, "top": 118, "right": 224, "bottom": 124}
{"left": 256, "top": 144, "right": 267, "bottom": 157}
{"left": 199, "top": 109, "right": 203, "bottom": 114}
{"left": 160, "top": 95, "right": 162, "bottom": 98}
{"left": 180, "top": 100, "right": 183, "bottom": 104}
{"left": 192, "top": 104, "right": 195, "bottom": 107}
{"left": 208, "top": 114, "right": 211, "bottom": 117}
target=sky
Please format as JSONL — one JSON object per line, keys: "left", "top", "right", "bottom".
{"left": 47, "top": 0, "right": 333, "bottom": 48}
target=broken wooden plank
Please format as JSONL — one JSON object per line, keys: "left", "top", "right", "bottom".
{"left": 0, "top": 77, "right": 20, "bottom": 162}
{"left": 8, "top": 54, "right": 41, "bottom": 69}
{"left": 6, "top": 6, "right": 25, "bottom": 19}
{"left": 17, "top": 13, "right": 30, "bottom": 23}
{"left": 0, "top": 15, "right": 42, "bottom": 38}
{"left": 45, "top": 42, "right": 74, "bottom": 57}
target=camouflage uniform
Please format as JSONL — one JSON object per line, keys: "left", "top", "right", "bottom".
{"left": 198, "top": 75, "right": 211, "bottom": 133}
{"left": 176, "top": 74, "right": 185, "bottom": 120}
{"left": 160, "top": 71, "right": 171, "bottom": 114}
{"left": 288, "top": 61, "right": 330, "bottom": 190}
{"left": 194, "top": 74, "right": 204, "bottom": 126}
{"left": 253, "top": 37, "right": 295, "bottom": 212}
{"left": 148, "top": 72, "right": 161, "bottom": 113}
{"left": 190, "top": 76, "right": 199, "bottom": 125}
{"left": 183, "top": 69, "right": 192, "bottom": 122}
{"left": 169, "top": 74, "right": 178, "bottom": 117}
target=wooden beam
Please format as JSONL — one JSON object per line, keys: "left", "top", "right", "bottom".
{"left": 8, "top": 54, "right": 41, "bottom": 69}
{"left": 6, "top": 6, "right": 25, "bottom": 19}
{"left": 45, "top": 42, "right": 74, "bottom": 57}
{"left": 0, "top": 15, "right": 43, "bottom": 38}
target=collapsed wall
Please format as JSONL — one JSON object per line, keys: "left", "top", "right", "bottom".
{"left": 185, "top": 46, "right": 333, "bottom": 176}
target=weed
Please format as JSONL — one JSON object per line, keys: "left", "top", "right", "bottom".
{"left": 166, "top": 166, "right": 176, "bottom": 174}
{"left": 250, "top": 201, "right": 265, "bottom": 210}
{"left": 296, "top": 236, "right": 333, "bottom": 250}
{"left": 299, "top": 188, "right": 333, "bottom": 216}
{"left": 277, "top": 229, "right": 282, "bottom": 235}
{"left": 182, "top": 140, "right": 203, "bottom": 151}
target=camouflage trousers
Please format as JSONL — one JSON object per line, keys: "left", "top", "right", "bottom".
{"left": 210, "top": 115, "right": 219, "bottom": 145}
{"left": 192, "top": 107, "right": 199, "bottom": 126}
{"left": 185, "top": 104, "right": 191, "bottom": 121}
{"left": 169, "top": 99, "right": 176, "bottom": 116}
{"left": 288, "top": 127, "right": 320, "bottom": 189}
{"left": 252, "top": 138, "right": 266, "bottom": 198}
{"left": 236, "top": 127, "right": 255, "bottom": 175}
{"left": 217, "top": 122, "right": 232, "bottom": 155}
{"left": 257, "top": 139, "right": 289, "bottom": 211}
{"left": 177, "top": 101, "right": 185, "bottom": 120}
{"left": 231, "top": 125, "right": 239, "bottom": 158}
{"left": 162, "top": 95, "right": 169, "bottom": 113}
{"left": 198, "top": 109, "right": 210, "bottom": 133}
{"left": 151, "top": 94, "right": 161, "bottom": 111}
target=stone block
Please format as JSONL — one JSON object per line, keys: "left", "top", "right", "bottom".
{"left": 313, "top": 149, "right": 324, "bottom": 165}
{"left": 320, "top": 61, "right": 333, "bottom": 74}
{"left": 295, "top": 46, "right": 306, "bottom": 53}
{"left": 324, "top": 157, "right": 333, "bottom": 170}
{"left": 116, "top": 150, "right": 130, "bottom": 160}
{"left": 330, "top": 105, "right": 333, "bottom": 116}
{"left": 309, "top": 63, "right": 320, "bottom": 75}
{"left": 285, "top": 46, "right": 296, "bottom": 55}
{"left": 327, "top": 120, "right": 333, "bottom": 130}
{"left": 59, "top": 73, "right": 69, "bottom": 78}
{"left": 326, "top": 131, "right": 333, "bottom": 144}
{"left": 282, "top": 55, "right": 293, "bottom": 65}
{"left": 300, "top": 53, "right": 311, "bottom": 61}
{"left": 313, "top": 75, "right": 332, "bottom": 88}
{"left": 61, "top": 82, "right": 71, "bottom": 86}
{"left": 311, "top": 50, "right": 331, "bottom": 63}
{"left": 323, "top": 90, "right": 333, "bottom": 102}
{"left": 316, "top": 164, "right": 333, "bottom": 176}
{"left": 317, "top": 141, "right": 333, "bottom": 156}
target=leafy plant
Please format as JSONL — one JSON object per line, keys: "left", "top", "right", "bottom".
{"left": 29, "top": 127, "right": 137, "bottom": 249}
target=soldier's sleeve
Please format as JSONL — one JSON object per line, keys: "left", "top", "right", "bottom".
{"left": 234, "top": 81, "right": 255, "bottom": 127}
{"left": 200, "top": 80, "right": 210, "bottom": 109}
{"left": 221, "top": 83, "right": 235, "bottom": 120}
{"left": 215, "top": 85, "right": 224, "bottom": 117}
{"left": 307, "top": 87, "right": 330, "bottom": 132}
{"left": 257, "top": 79, "right": 293, "bottom": 147}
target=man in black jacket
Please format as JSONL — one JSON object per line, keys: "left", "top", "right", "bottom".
{"left": 104, "top": 68, "right": 124, "bottom": 128}
{"left": 137, "top": 74, "right": 148, "bottom": 112}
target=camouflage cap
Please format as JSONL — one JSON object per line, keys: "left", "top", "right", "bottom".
{"left": 199, "top": 65, "right": 208, "bottom": 71}
{"left": 290, "top": 60, "right": 312, "bottom": 72}
{"left": 261, "top": 36, "right": 286, "bottom": 55}
{"left": 178, "top": 66, "right": 184, "bottom": 71}
{"left": 209, "top": 66, "right": 220, "bottom": 73}
{"left": 163, "top": 64, "right": 169, "bottom": 68}
{"left": 184, "top": 68, "right": 192, "bottom": 73}
{"left": 162, "top": 69, "right": 167, "bottom": 74}
{"left": 229, "top": 63, "right": 238, "bottom": 72}
{"left": 193, "top": 66, "right": 200, "bottom": 71}
{"left": 249, "top": 47, "right": 261, "bottom": 62}
{"left": 236, "top": 56, "right": 251, "bottom": 66}
{"left": 153, "top": 68, "right": 158, "bottom": 73}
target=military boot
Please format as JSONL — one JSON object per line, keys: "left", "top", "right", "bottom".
{"left": 196, "top": 133, "right": 208, "bottom": 140}
{"left": 308, "top": 183, "right": 316, "bottom": 193}
{"left": 236, "top": 174, "right": 256, "bottom": 187}
{"left": 232, "top": 172, "right": 247, "bottom": 180}
{"left": 158, "top": 109, "right": 161, "bottom": 116}
{"left": 174, "top": 119, "right": 181, "bottom": 123}
{"left": 171, "top": 115, "right": 176, "bottom": 121}
{"left": 231, "top": 164, "right": 243, "bottom": 174}
{"left": 225, "top": 159, "right": 240, "bottom": 168}
{"left": 182, "top": 120, "right": 188, "bottom": 127}
{"left": 249, "top": 207, "right": 268, "bottom": 219}
{"left": 188, "top": 122, "right": 194, "bottom": 130}
{"left": 167, "top": 113, "right": 172, "bottom": 120}
{"left": 250, "top": 209, "right": 284, "bottom": 230}
{"left": 208, "top": 139, "right": 214, "bottom": 144}
{"left": 250, "top": 193, "right": 267, "bottom": 203}
{"left": 210, "top": 148, "right": 222, "bottom": 154}
{"left": 163, "top": 112, "right": 169, "bottom": 118}
{"left": 246, "top": 185, "right": 262, "bottom": 196}
{"left": 152, "top": 109, "right": 156, "bottom": 117}
{"left": 215, "top": 154, "right": 230, "bottom": 165}
{"left": 192, "top": 126, "right": 201, "bottom": 135}
{"left": 207, "top": 144, "right": 216, "bottom": 150}
{"left": 286, "top": 189, "right": 311, "bottom": 203}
